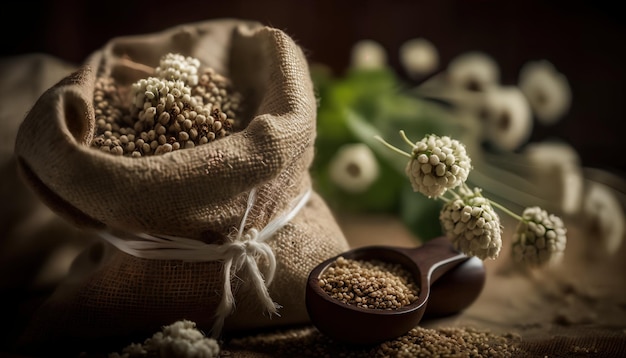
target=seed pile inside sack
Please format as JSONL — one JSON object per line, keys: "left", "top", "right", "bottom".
{"left": 91, "top": 53, "right": 244, "bottom": 157}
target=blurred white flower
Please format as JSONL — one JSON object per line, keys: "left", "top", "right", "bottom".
{"left": 518, "top": 60, "right": 572, "bottom": 125}
{"left": 405, "top": 134, "right": 472, "bottom": 198}
{"left": 329, "top": 143, "right": 380, "bottom": 193}
{"left": 440, "top": 186, "right": 503, "bottom": 260}
{"left": 512, "top": 206, "right": 567, "bottom": 266}
{"left": 582, "top": 182, "right": 625, "bottom": 256}
{"left": 447, "top": 51, "right": 500, "bottom": 91}
{"left": 399, "top": 38, "right": 439, "bottom": 79}
{"left": 351, "top": 40, "right": 387, "bottom": 69}
{"left": 479, "top": 86, "right": 533, "bottom": 152}
{"left": 523, "top": 141, "right": 584, "bottom": 215}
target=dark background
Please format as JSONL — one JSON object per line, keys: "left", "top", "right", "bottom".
{"left": 2, "top": 0, "right": 624, "bottom": 175}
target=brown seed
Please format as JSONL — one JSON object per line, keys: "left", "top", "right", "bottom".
{"left": 90, "top": 62, "right": 244, "bottom": 157}
{"left": 319, "top": 257, "right": 419, "bottom": 310}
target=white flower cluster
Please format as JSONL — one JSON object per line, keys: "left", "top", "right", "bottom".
{"left": 375, "top": 130, "right": 568, "bottom": 266}
{"left": 131, "top": 77, "right": 192, "bottom": 117}
{"left": 406, "top": 134, "right": 471, "bottom": 198}
{"left": 110, "top": 320, "right": 220, "bottom": 358}
{"left": 439, "top": 187, "right": 502, "bottom": 260}
{"left": 156, "top": 53, "right": 201, "bottom": 86}
{"left": 126, "top": 53, "right": 242, "bottom": 125}
{"left": 512, "top": 206, "right": 567, "bottom": 266}
{"left": 91, "top": 52, "right": 242, "bottom": 157}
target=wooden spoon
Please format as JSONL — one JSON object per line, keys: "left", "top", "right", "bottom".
{"left": 305, "top": 236, "right": 485, "bottom": 345}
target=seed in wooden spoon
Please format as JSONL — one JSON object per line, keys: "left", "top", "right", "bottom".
{"left": 318, "top": 256, "right": 419, "bottom": 309}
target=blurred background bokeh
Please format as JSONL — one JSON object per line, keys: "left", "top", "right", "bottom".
{"left": 2, "top": 0, "right": 624, "bottom": 174}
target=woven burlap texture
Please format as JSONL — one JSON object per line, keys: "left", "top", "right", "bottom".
{"left": 13, "top": 19, "right": 349, "bottom": 352}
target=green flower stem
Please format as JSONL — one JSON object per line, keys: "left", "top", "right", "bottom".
{"left": 487, "top": 198, "right": 523, "bottom": 222}
{"left": 447, "top": 188, "right": 462, "bottom": 201}
{"left": 438, "top": 195, "right": 451, "bottom": 203}
{"left": 399, "top": 130, "right": 414, "bottom": 148}
{"left": 373, "top": 135, "right": 412, "bottom": 158}
{"left": 458, "top": 182, "right": 523, "bottom": 222}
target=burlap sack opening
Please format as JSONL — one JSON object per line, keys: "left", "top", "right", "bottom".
{"left": 14, "top": 19, "right": 349, "bottom": 353}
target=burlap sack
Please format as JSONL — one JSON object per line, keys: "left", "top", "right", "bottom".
{"left": 13, "top": 19, "right": 349, "bottom": 353}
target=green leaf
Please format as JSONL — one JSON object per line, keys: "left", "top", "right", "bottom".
{"left": 311, "top": 139, "right": 405, "bottom": 214}
{"left": 399, "top": 184, "right": 444, "bottom": 242}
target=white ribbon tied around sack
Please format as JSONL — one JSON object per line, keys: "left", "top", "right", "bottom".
{"left": 98, "top": 187, "right": 311, "bottom": 338}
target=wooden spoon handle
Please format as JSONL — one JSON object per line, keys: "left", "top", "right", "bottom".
{"left": 400, "top": 236, "right": 469, "bottom": 286}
